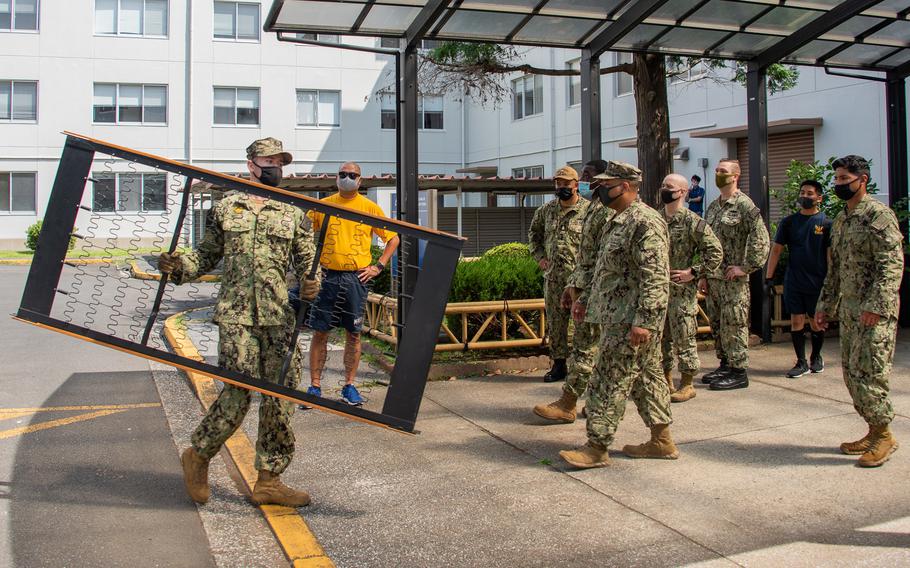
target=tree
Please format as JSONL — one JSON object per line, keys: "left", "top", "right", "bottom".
{"left": 412, "top": 43, "right": 799, "bottom": 206}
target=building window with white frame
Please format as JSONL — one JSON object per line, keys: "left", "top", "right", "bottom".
{"left": 296, "top": 89, "right": 340, "bottom": 127}
{"left": 93, "top": 83, "right": 167, "bottom": 124}
{"left": 379, "top": 92, "right": 444, "bottom": 130}
{"left": 0, "top": 80, "right": 37, "bottom": 121}
{"left": 0, "top": 0, "right": 38, "bottom": 31}
{"left": 512, "top": 165, "right": 544, "bottom": 179}
{"left": 94, "top": 0, "right": 168, "bottom": 37}
{"left": 213, "top": 1, "right": 259, "bottom": 41}
{"left": 0, "top": 172, "right": 37, "bottom": 213}
{"left": 295, "top": 33, "right": 338, "bottom": 43}
{"left": 92, "top": 172, "right": 167, "bottom": 213}
{"left": 512, "top": 75, "right": 542, "bottom": 120}
{"left": 615, "top": 52, "right": 633, "bottom": 96}
{"left": 213, "top": 87, "right": 259, "bottom": 125}
{"left": 668, "top": 58, "right": 709, "bottom": 84}
{"left": 567, "top": 59, "right": 580, "bottom": 107}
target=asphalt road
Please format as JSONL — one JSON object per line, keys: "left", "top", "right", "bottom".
{"left": 0, "top": 265, "right": 215, "bottom": 567}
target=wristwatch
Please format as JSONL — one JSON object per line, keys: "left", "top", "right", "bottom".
{"left": 375, "top": 260, "right": 386, "bottom": 271}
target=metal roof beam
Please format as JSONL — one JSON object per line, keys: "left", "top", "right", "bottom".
{"left": 751, "top": 0, "right": 884, "bottom": 69}
{"left": 584, "top": 0, "right": 671, "bottom": 58}
{"left": 404, "top": 0, "right": 450, "bottom": 49}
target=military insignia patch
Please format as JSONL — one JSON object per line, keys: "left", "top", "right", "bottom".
{"left": 814, "top": 225, "right": 824, "bottom": 235}
{"left": 234, "top": 206, "right": 244, "bottom": 214}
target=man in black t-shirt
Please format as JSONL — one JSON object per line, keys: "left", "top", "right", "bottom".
{"left": 766, "top": 180, "right": 832, "bottom": 378}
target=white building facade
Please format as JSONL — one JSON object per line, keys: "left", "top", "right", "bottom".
{"left": 0, "top": 0, "right": 903, "bottom": 249}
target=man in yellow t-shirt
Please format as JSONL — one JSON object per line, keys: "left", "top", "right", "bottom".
{"left": 306, "top": 161, "right": 400, "bottom": 406}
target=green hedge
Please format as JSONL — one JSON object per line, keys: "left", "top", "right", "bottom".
{"left": 449, "top": 253, "right": 542, "bottom": 303}
{"left": 26, "top": 219, "right": 76, "bottom": 252}
{"left": 482, "top": 242, "right": 531, "bottom": 260}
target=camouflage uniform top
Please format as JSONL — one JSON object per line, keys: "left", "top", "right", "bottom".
{"left": 579, "top": 200, "right": 670, "bottom": 331}
{"left": 174, "top": 193, "right": 318, "bottom": 326}
{"left": 663, "top": 206, "right": 723, "bottom": 298}
{"left": 704, "top": 191, "right": 770, "bottom": 278}
{"left": 816, "top": 195, "right": 904, "bottom": 319}
{"left": 528, "top": 197, "right": 590, "bottom": 282}
{"left": 566, "top": 199, "right": 614, "bottom": 291}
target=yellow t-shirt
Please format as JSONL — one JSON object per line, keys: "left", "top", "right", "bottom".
{"left": 310, "top": 193, "right": 397, "bottom": 271}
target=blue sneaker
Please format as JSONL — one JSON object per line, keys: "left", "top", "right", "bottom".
{"left": 299, "top": 385, "right": 322, "bottom": 410}
{"left": 341, "top": 384, "right": 364, "bottom": 406}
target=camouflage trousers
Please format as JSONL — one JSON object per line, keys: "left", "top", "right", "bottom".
{"left": 544, "top": 279, "right": 571, "bottom": 359}
{"left": 586, "top": 324, "right": 673, "bottom": 448}
{"left": 706, "top": 278, "right": 751, "bottom": 368}
{"left": 191, "top": 322, "right": 302, "bottom": 474}
{"left": 564, "top": 321, "right": 600, "bottom": 398}
{"left": 839, "top": 309, "right": 897, "bottom": 426}
{"left": 661, "top": 290, "right": 700, "bottom": 374}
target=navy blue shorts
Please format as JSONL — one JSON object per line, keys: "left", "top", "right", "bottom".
{"left": 307, "top": 269, "right": 368, "bottom": 334}
{"left": 784, "top": 287, "right": 820, "bottom": 317}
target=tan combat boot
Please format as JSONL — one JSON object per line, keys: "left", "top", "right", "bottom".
{"left": 559, "top": 441, "right": 610, "bottom": 469}
{"left": 622, "top": 424, "right": 680, "bottom": 459}
{"left": 252, "top": 470, "right": 311, "bottom": 507}
{"left": 857, "top": 425, "right": 899, "bottom": 468}
{"left": 671, "top": 372, "right": 697, "bottom": 403}
{"left": 533, "top": 391, "right": 578, "bottom": 423}
{"left": 664, "top": 369, "right": 676, "bottom": 394}
{"left": 840, "top": 425, "right": 875, "bottom": 455}
{"left": 181, "top": 447, "right": 210, "bottom": 504}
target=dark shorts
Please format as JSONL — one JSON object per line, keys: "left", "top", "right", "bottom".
{"left": 307, "top": 269, "right": 368, "bottom": 334}
{"left": 784, "top": 287, "right": 820, "bottom": 317}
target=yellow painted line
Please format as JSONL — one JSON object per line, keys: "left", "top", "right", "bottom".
{"left": 0, "top": 258, "right": 114, "bottom": 266}
{"left": 0, "top": 411, "right": 39, "bottom": 422}
{"left": 0, "top": 403, "right": 161, "bottom": 413}
{"left": 164, "top": 310, "right": 335, "bottom": 568}
{"left": 130, "top": 260, "right": 221, "bottom": 283}
{"left": 0, "top": 409, "right": 128, "bottom": 440}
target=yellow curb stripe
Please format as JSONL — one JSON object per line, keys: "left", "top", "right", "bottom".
{"left": 0, "top": 403, "right": 161, "bottom": 413}
{"left": 163, "top": 311, "right": 334, "bottom": 568}
{"left": 0, "top": 409, "right": 128, "bottom": 440}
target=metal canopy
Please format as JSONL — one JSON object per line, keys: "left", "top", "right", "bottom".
{"left": 266, "top": 0, "right": 910, "bottom": 74}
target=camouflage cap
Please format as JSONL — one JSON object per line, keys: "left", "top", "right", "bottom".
{"left": 593, "top": 161, "right": 642, "bottom": 182}
{"left": 246, "top": 137, "right": 293, "bottom": 165}
{"left": 554, "top": 165, "right": 579, "bottom": 181}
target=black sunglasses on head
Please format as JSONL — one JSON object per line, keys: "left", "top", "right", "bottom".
{"left": 338, "top": 171, "right": 360, "bottom": 180}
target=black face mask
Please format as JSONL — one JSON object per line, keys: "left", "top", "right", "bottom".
{"left": 556, "top": 186, "right": 574, "bottom": 201}
{"left": 660, "top": 189, "right": 680, "bottom": 204}
{"left": 798, "top": 196, "right": 817, "bottom": 210}
{"left": 598, "top": 185, "right": 621, "bottom": 208}
{"left": 256, "top": 165, "right": 283, "bottom": 187}
{"left": 834, "top": 179, "right": 858, "bottom": 201}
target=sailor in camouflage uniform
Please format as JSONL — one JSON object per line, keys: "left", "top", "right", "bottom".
{"left": 659, "top": 174, "right": 723, "bottom": 402}
{"left": 698, "top": 159, "right": 770, "bottom": 391}
{"left": 528, "top": 165, "right": 589, "bottom": 383}
{"left": 816, "top": 155, "right": 903, "bottom": 467}
{"left": 559, "top": 161, "right": 678, "bottom": 469}
{"left": 533, "top": 159, "right": 612, "bottom": 423}
{"left": 159, "top": 138, "right": 319, "bottom": 506}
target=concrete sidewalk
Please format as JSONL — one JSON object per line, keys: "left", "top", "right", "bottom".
{"left": 183, "top": 320, "right": 910, "bottom": 567}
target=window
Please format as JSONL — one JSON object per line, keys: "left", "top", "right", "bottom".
{"left": 0, "top": 0, "right": 38, "bottom": 31}
{"left": 525, "top": 194, "right": 554, "bottom": 207}
{"left": 92, "top": 172, "right": 167, "bottom": 212}
{"left": 213, "top": 1, "right": 258, "bottom": 41}
{"left": 380, "top": 38, "right": 438, "bottom": 49}
{"left": 512, "top": 166, "right": 544, "bottom": 179}
{"left": 296, "top": 89, "right": 340, "bottom": 127}
{"left": 379, "top": 92, "right": 443, "bottom": 130}
{"left": 95, "top": 0, "right": 167, "bottom": 36}
{"left": 668, "top": 59, "right": 709, "bottom": 83}
{"left": 567, "top": 59, "right": 580, "bottom": 107}
{"left": 213, "top": 87, "right": 259, "bottom": 125}
{"left": 511, "top": 75, "right": 542, "bottom": 120}
{"left": 93, "top": 83, "right": 166, "bottom": 124}
{"left": 0, "top": 80, "right": 38, "bottom": 121}
{"left": 615, "top": 52, "right": 633, "bottom": 96}
{"left": 295, "top": 33, "right": 338, "bottom": 43}
{"left": 0, "top": 172, "right": 36, "bottom": 212}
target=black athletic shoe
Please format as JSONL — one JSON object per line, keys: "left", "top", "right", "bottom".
{"left": 709, "top": 368, "right": 749, "bottom": 390}
{"left": 810, "top": 355, "right": 824, "bottom": 374}
{"left": 702, "top": 361, "right": 730, "bottom": 385}
{"left": 787, "top": 360, "right": 809, "bottom": 379}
